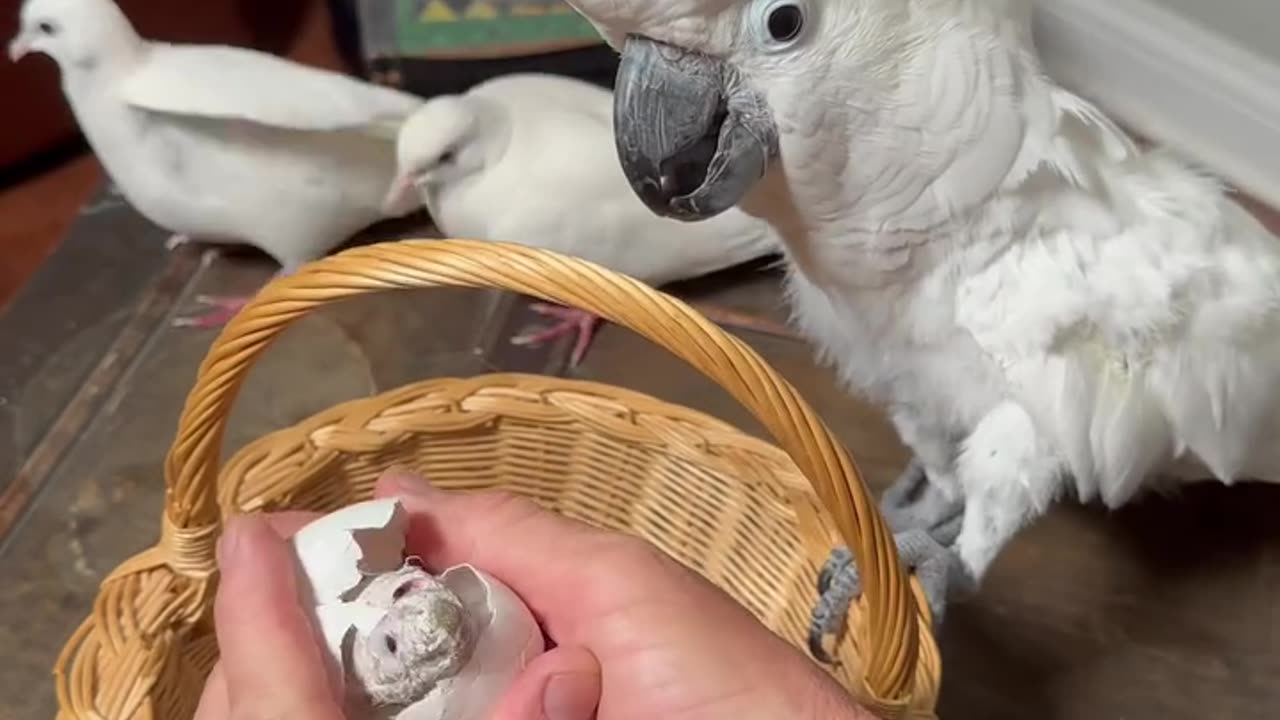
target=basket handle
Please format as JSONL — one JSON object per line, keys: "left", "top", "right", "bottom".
{"left": 161, "top": 239, "right": 920, "bottom": 700}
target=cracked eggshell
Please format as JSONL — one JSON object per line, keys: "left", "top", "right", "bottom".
{"left": 291, "top": 497, "right": 410, "bottom": 606}
{"left": 288, "top": 498, "right": 412, "bottom": 696}
{"left": 286, "top": 497, "right": 545, "bottom": 719}
{"left": 396, "top": 564, "right": 546, "bottom": 720}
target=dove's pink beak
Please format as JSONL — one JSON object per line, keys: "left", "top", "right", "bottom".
{"left": 382, "top": 172, "right": 417, "bottom": 215}
{"left": 8, "top": 33, "right": 33, "bottom": 62}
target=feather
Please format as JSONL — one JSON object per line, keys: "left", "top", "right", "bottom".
{"left": 120, "top": 44, "right": 422, "bottom": 133}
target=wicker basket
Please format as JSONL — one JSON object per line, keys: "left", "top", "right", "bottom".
{"left": 52, "top": 239, "right": 942, "bottom": 719}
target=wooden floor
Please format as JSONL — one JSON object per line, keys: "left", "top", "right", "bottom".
{"left": 0, "top": 156, "right": 100, "bottom": 308}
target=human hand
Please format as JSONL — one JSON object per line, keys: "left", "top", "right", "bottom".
{"left": 193, "top": 505, "right": 598, "bottom": 720}
{"left": 376, "top": 467, "right": 876, "bottom": 720}
{"left": 194, "top": 467, "right": 876, "bottom": 720}
{"left": 193, "top": 511, "right": 348, "bottom": 720}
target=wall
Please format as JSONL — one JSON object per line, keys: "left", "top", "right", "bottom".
{"left": 1033, "top": 0, "right": 1280, "bottom": 207}
{"left": 1150, "top": 0, "right": 1276, "bottom": 64}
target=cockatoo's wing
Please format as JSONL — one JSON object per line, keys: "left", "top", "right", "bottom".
{"left": 955, "top": 94, "right": 1280, "bottom": 506}
{"left": 121, "top": 44, "right": 422, "bottom": 134}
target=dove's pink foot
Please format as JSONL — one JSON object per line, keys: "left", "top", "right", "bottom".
{"left": 172, "top": 268, "right": 293, "bottom": 330}
{"left": 171, "top": 295, "right": 252, "bottom": 329}
{"left": 510, "top": 303, "right": 602, "bottom": 367}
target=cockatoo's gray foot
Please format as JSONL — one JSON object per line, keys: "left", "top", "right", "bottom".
{"left": 510, "top": 303, "right": 603, "bottom": 368}
{"left": 808, "top": 528, "right": 970, "bottom": 664}
{"left": 164, "top": 233, "right": 192, "bottom": 251}
{"left": 879, "top": 459, "right": 964, "bottom": 542}
{"left": 807, "top": 460, "right": 971, "bottom": 664}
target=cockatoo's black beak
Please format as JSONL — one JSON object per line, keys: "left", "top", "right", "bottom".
{"left": 612, "top": 35, "right": 778, "bottom": 222}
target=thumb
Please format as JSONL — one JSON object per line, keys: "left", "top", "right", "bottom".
{"left": 489, "top": 645, "right": 601, "bottom": 720}
{"left": 214, "top": 514, "right": 345, "bottom": 719}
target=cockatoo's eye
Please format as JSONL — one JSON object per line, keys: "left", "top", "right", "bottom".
{"left": 751, "top": 0, "right": 809, "bottom": 49}
{"left": 767, "top": 4, "right": 803, "bottom": 42}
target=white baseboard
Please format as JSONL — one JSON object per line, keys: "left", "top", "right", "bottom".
{"left": 1032, "top": 0, "right": 1280, "bottom": 209}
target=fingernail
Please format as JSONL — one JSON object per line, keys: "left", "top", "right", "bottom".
{"left": 384, "top": 465, "right": 436, "bottom": 496}
{"left": 542, "top": 672, "right": 595, "bottom": 720}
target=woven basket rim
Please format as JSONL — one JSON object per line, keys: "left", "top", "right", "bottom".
{"left": 238, "top": 372, "right": 809, "bottom": 449}
{"left": 215, "top": 371, "right": 818, "bottom": 510}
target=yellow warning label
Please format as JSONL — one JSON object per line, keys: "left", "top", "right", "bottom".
{"left": 464, "top": 1, "right": 499, "bottom": 19}
{"left": 420, "top": 0, "right": 458, "bottom": 21}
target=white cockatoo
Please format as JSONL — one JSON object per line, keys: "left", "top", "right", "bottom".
{"left": 560, "top": 0, "right": 1280, "bottom": 661}
{"left": 8, "top": 0, "right": 425, "bottom": 328}
{"left": 383, "top": 71, "right": 785, "bottom": 366}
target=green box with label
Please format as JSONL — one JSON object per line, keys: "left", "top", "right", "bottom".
{"left": 327, "top": 0, "right": 616, "bottom": 97}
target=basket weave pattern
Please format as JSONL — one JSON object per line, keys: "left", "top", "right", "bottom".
{"left": 53, "top": 240, "right": 942, "bottom": 719}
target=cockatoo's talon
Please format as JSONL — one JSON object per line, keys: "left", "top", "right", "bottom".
{"left": 879, "top": 459, "right": 930, "bottom": 514}
{"left": 879, "top": 459, "right": 965, "bottom": 546}
{"left": 930, "top": 512, "right": 965, "bottom": 550}
{"left": 808, "top": 545, "right": 860, "bottom": 664}
{"left": 894, "top": 528, "right": 969, "bottom": 626}
{"left": 807, "top": 606, "right": 840, "bottom": 664}
{"left": 816, "top": 545, "right": 853, "bottom": 596}
{"left": 808, "top": 528, "right": 967, "bottom": 662}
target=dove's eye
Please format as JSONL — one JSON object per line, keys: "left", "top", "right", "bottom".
{"left": 38, "top": 20, "right": 58, "bottom": 35}
{"left": 438, "top": 150, "right": 456, "bottom": 165}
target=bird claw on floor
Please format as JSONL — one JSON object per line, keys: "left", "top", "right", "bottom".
{"left": 509, "top": 303, "right": 602, "bottom": 367}
{"left": 171, "top": 294, "right": 251, "bottom": 329}
{"left": 164, "top": 233, "right": 192, "bottom": 252}
{"left": 79, "top": 184, "right": 127, "bottom": 217}
{"left": 807, "top": 460, "right": 970, "bottom": 664}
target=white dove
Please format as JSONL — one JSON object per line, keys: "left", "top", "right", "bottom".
{"left": 561, "top": 0, "right": 1280, "bottom": 661}
{"left": 382, "top": 72, "right": 785, "bottom": 366}
{"left": 9, "top": 0, "right": 424, "bottom": 328}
